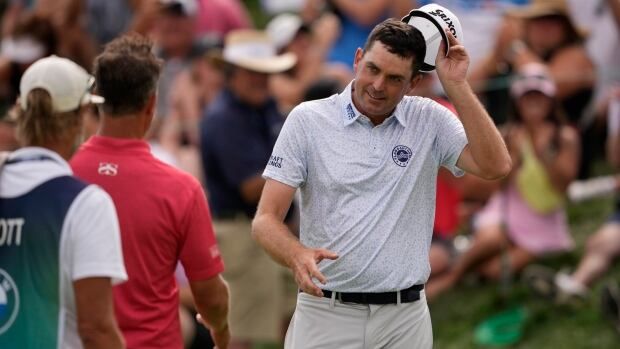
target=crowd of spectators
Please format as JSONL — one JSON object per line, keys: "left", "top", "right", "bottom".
{"left": 1, "top": 0, "right": 619, "bottom": 347}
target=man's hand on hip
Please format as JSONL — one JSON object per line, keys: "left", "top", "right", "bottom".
{"left": 288, "top": 246, "right": 339, "bottom": 297}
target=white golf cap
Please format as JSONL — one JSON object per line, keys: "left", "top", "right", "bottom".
{"left": 20, "top": 55, "right": 104, "bottom": 113}
{"left": 402, "top": 3, "right": 464, "bottom": 72}
{"left": 266, "top": 13, "right": 304, "bottom": 50}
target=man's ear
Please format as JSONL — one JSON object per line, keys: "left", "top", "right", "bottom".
{"left": 353, "top": 48, "right": 364, "bottom": 74}
{"left": 143, "top": 93, "right": 156, "bottom": 131}
{"left": 408, "top": 73, "right": 424, "bottom": 94}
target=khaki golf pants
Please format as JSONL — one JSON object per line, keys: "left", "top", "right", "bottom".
{"left": 285, "top": 290, "right": 433, "bottom": 348}
{"left": 213, "top": 216, "right": 283, "bottom": 343}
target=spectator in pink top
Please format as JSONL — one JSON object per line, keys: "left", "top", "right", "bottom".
{"left": 426, "top": 63, "right": 580, "bottom": 301}
{"left": 195, "top": 0, "right": 252, "bottom": 38}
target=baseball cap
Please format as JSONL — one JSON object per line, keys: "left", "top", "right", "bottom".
{"left": 402, "top": 3, "right": 464, "bottom": 72}
{"left": 510, "top": 63, "right": 556, "bottom": 99}
{"left": 158, "top": 0, "right": 197, "bottom": 17}
{"left": 20, "top": 55, "right": 104, "bottom": 113}
{"left": 266, "top": 13, "right": 304, "bottom": 50}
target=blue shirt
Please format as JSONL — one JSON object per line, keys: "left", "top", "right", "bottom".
{"left": 200, "top": 88, "right": 284, "bottom": 218}
{"left": 328, "top": 14, "right": 378, "bottom": 67}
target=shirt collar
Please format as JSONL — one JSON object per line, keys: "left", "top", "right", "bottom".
{"left": 83, "top": 135, "right": 151, "bottom": 154}
{"left": 8, "top": 146, "right": 71, "bottom": 173}
{"left": 1, "top": 147, "right": 72, "bottom": 198}
{"left": 392, "top": 102, "right": 407, "bottom": 127}
{"left": 339, "top": 81, "right": 407, "bottom": 128}
{"left": 339, "top": 82, "right": 362, "bottom": 127}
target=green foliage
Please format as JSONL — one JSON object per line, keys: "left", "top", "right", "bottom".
{"left": 243, "top": 0, "right": 271, "bottom": 29}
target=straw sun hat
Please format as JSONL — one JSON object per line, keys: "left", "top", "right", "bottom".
{"left": 507, "top": 0, "right": 587, "bottom": 39}
{"left": 210, "top": 29, "right": 297, "bottom": 74}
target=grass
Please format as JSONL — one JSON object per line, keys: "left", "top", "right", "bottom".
{"left": 432, "top": 195, "right": 620, "bottom": 348}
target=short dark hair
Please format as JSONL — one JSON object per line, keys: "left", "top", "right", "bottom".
{"left": 158, "top": 1, "right": 191, "bottom": 18}
{"left": 13, "top": 13, "right": 57, "bottom": 57}
{"left": 93, "top": 33, "right": 162, "bottom": 115}
{"left": 510, "top": 91, "right": 566, "bottom": 152}
{"left": 362, "top": 19, "right": 426, "bottom": 76}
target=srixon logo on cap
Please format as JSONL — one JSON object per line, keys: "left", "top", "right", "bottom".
{"left": 428, "top": 9, "right": 457, "bottom": 37}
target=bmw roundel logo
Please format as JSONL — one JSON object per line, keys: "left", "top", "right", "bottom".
{"left": 0, "top": 268, "right": 19, "bottom": 335}
{"left": 392, "top": 145, "right": 413, "bottom": 167}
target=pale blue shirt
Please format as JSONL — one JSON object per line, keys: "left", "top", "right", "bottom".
{"left": 263, "top": 82, "right": 468, "bottom": 292}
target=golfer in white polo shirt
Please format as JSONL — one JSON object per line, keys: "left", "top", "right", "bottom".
{"left": 252, "top": 18, "right": 511, "bottom": 348}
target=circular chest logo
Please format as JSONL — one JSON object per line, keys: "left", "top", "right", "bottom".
{"left": 392, "top": 145, "right": 413, "bottom": 167}
{"left": 0, "top": 268, "right": 19, "bottom": 335}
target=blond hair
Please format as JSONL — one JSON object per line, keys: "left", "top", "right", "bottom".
{"left": 16, "top": 89, "right": 81, "bottom": 146}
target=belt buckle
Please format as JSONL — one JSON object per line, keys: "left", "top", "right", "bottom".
{"left": 404, "top": 289, "right": 420, "bottom": 303}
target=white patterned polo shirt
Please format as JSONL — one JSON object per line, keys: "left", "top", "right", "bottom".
{"left": 263, "top": 82, "right": 468, "bottom": 292}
